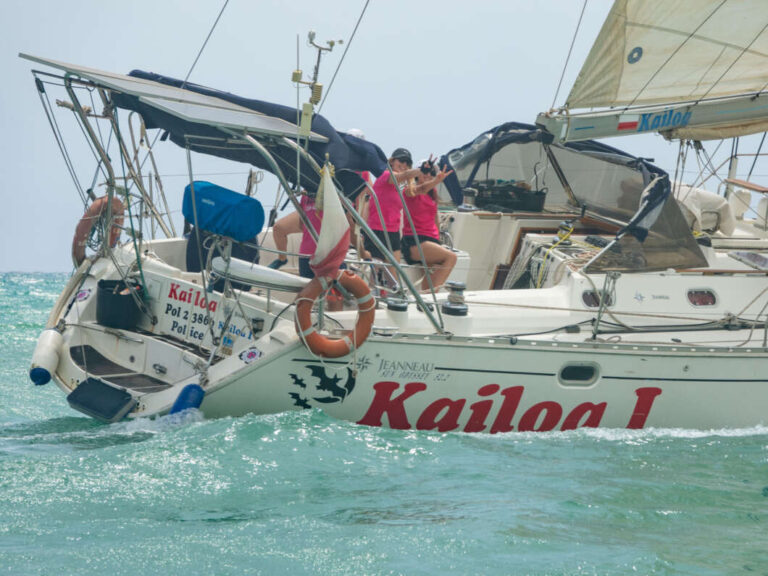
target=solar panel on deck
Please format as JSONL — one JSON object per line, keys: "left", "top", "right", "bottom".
{"left": 19, "top": 52, "right": 327, "bottom": 142}
{"left": 140, "top": 96, "right": 326, "bottom": 141}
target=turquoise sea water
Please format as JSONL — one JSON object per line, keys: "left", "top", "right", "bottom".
{"left": 2, "top": 272, "right": 768, "bottom": 575}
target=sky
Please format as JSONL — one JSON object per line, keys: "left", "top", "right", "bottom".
{"left": 1, "top": 0, "right": 765, "bottom": 272}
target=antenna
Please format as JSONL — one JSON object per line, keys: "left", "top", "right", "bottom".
{"left": 292, "top": 31, "right": 342, "bottom": 137}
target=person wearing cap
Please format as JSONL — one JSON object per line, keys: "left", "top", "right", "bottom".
{"left": 364, "top": 148, "right": 451, "bottom": 262}
{"left": 402, "top": 157, "right": 457, "bottom": 291}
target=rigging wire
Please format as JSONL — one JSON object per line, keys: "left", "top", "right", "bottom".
{"left": 550, "top": 0, "right": 587, "bottom": 110}
{"left": 122, "top": 0, "right": 231, "bottom": 242}
{"left": 88, "top": 89, "right": 107, "bottom": 152}
{"left": 71, "top": 88, "right": 115, "bottom": 191}
{"left": 626, "top": 0, "right": 725, "bottom": 109}
{"left": 747, "top": 132, "right": 767, "bottom": 180}
{"left": 671, "top": 140, "right": 687, "bottom": 193}
{"left": 726, "top": 137, "right": 740, "bottom": 188}
{"left": 317, "top": 0, "right": 371, "bottom": 113}
{"left": 757, "top": 75, "right": 768, "bottom": 95}
{"left": 692, "top": 140, "right": 724, "bottom": 189}
{"left": 183, "top": 0, "right": 230, "bottom": 87}
{"left": 112, "top": 106, "right": 149, "bottom": 296}
{"left": 696, "top": 21, "right": 768, "bottom": 104}
{"left": 35, "top": 78, "right": 86, "bottom": 204}
{"left": 692, "top": 143, "right": 708, "bottom": 189}
{"left": 88, "top": 116, "right": 114, "bottom": 200}
{"left": 141, "top": 0, "right": 230, "bottom": 165}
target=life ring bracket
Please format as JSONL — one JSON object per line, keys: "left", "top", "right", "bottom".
{"left": 71, "top": 195, "right": 125, "bottom": 266}
{"left": 294, "top": 270, "right": 375, "bottom": 358}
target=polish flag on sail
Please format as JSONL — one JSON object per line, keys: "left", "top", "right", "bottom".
{"left": 309, "top": 164, "right": 350, "bottom": 279}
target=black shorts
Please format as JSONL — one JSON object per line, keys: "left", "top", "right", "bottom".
{"left": 364, "top": 230, "right": 401, "bottom": 260}
{"left": 298, "top": 256, "right": 314, "bottom": 279}
{"left": 401, "top": 235, "right": 440, "bottom": 264}
{"left": 298, "top": 256, "right": 347, "bottom": 279}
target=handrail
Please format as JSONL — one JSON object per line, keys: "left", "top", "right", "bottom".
{"left": 334, "top": 180, "right": 446, "bottom": 334}
{"left": 389, "top": 163, "right": 445, "bottom": 328}
{"left": 218, "top": 127, "right": 447, "bottom": 333}
{"left": 98, "top": 89, "right": 172, "bottom": 238}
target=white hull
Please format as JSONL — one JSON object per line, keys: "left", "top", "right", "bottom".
{"left": 36, "top": 234, "right": 768, "bottom": 433}
{"left": 197, "top": 335, "right": 768, "bottom": 432}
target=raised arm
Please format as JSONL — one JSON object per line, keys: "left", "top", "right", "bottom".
{"left": 410, "top": 164, "right": 453, "bottom": 196}
{"left": 391, "top": 167, "right": 424, "bottom": 184}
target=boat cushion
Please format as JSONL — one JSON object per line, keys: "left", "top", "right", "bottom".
{"left": 182, "top": 181, "right": 265, "bottom": 241}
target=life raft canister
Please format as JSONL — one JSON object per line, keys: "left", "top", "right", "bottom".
{"left": 72, "top": 195, "right": 125, "bottom": 266}
{"left": 294, "top": 271, "right": 375, "bottom": 358}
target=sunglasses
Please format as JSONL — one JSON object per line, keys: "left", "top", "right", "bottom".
{"left": 393, "top": 157, "right": 412, "bottom": 166}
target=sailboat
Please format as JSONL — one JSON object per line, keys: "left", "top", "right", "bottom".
{"left": 24, "top": 1, "right": 768, "bottom": 432}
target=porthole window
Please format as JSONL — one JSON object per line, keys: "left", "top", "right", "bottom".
{"left": 559, "top": 363, "right": 599, "bottom": 387}
{"left": 687, "top": 289, "right": 716, "bottom": 307}
{"left": 582, "top": 291, "right": 614, "bottom": 308}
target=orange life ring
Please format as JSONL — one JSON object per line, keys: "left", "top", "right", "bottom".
{"left": 72, "top": 196, "right": 125, "bottom": 266}
{"left": 295, "top": 270, "right": 376, "bottom": 358}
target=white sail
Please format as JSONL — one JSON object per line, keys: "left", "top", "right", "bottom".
{"left": 538, "top": 0, "right": 768, "bottom": 142}
{"left": 567, "top": 0, "right": 768, "bottom": 108}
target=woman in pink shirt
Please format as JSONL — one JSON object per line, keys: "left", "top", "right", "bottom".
{"left": 402, "top": 159, "right": 457, "bottom": 290}
{"left": 266, "top": 193, "right": 322, "bottom": 278}
{"left": 365, "top": 148, "right": 451, "bottom": 263}
{"left": 266, "top": 193, "right": 317, "bottom": 277}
